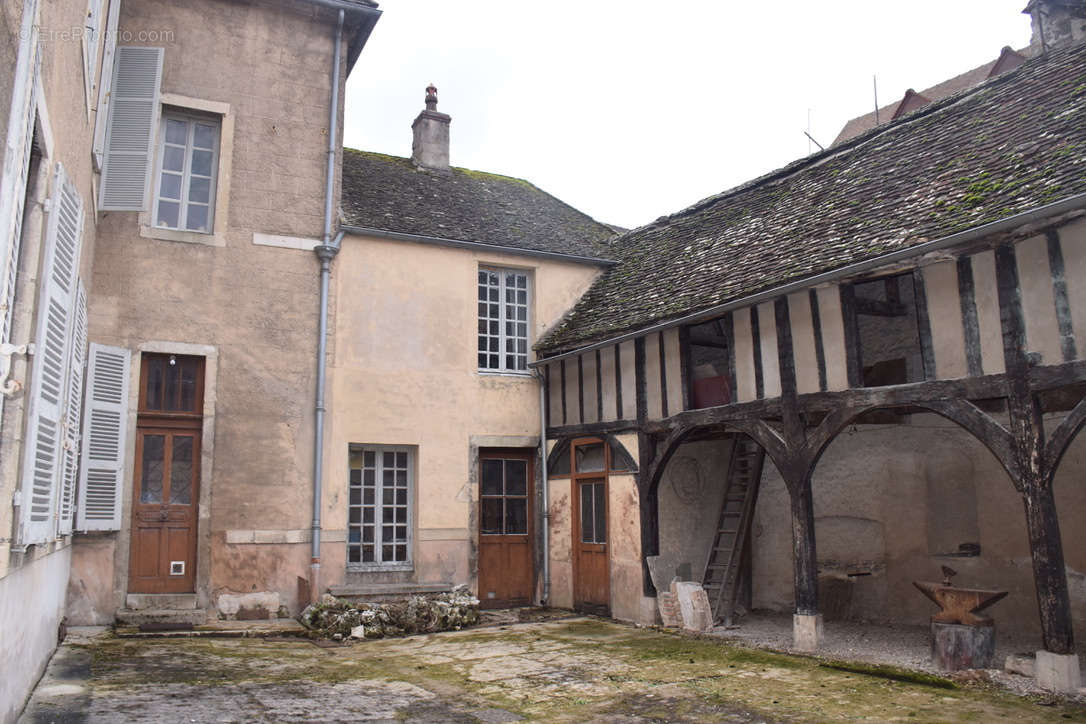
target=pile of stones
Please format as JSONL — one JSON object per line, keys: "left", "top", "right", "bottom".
{"left": 299, "top": 585, "right": 480, "bottom": 640}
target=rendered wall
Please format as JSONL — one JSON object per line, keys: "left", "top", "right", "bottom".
{"left": 328, "top": 234, "right": 600, "bottom": 594}
{"left": 74, "top": 0, "right": 344, "bottom": 621}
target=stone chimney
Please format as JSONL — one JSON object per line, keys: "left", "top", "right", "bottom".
{"left": 411, "top": 84, "right": 451, "bottom": 171}
{"left": 1023, "top": 0, "right": 1086, "bottom": 54}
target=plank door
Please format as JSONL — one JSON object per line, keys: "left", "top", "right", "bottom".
{"left": 572, "top": 438, "right": 610, "bottom": 615}
{"left": 477, "top": 450, "right": 534, "bottom": 608}
{"left": 128, "top": 354, "right": 203, "bottom": 594}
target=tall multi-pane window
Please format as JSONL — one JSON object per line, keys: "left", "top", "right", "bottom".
{"left": 478, "top": 268, "right": 529, "bottom": 372}
{"left": 153, "top": 111, "right": 219, "bottom": 233}
{"left": 347, "top": 446, "right": 412, "bottom": 567}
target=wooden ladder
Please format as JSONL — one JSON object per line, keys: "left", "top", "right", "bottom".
{"left": 701, "top": 434, "right": 766, "bottom": 625}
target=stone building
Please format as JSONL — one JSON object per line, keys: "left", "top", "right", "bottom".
{"left": 2, "top": 0, "right": 1085, "bottom": 718}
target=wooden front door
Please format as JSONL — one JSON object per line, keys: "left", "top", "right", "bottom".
{"left": 129, "top": 354, "right": 204, "bottom": 594}
{"left": 572, "top": 438, "right": 610, "bottom": 615}
{"left": 477, "top": 450, "right": 534, "bottom": 608}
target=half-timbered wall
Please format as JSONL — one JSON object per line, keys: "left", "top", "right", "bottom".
{"left": 545, "top": 215, "right": 1086, "bottom": 433}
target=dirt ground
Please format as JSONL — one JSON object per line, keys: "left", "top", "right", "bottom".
{"left": 20, "top": 617, "right": 1086, "bottom": 723}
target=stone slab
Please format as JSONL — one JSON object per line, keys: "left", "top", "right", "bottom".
{"left": 672, "top": 581, "right": 713, "bottom": 633}
{"left": 793, "top": 613, "right": 823, "bottom": 653}
{"left": 1035, "top": 650, "right": 1082, "bottom": 694}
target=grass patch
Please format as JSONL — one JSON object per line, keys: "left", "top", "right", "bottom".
{"left": 818, "top": 660, "right": 957, "bottom": 688}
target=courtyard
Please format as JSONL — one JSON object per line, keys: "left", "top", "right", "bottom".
{"left": 20, "top": 617, "right": 1085, "bottom": 722}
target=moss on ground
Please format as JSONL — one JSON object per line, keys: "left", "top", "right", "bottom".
{"left": 69, "top": 620, "right": 1086, "bottom": 722}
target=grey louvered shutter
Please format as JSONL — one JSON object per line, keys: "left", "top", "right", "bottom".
{"left": 98, "top": 46, "right": 163, "bottom": 211}
{"left": 76, "top": 344, "right": 130, "bottom": 531}
{"left": 19, "top": 164, "right": 84, "bottom": 545}
{"left": 58, "top": 282, "right": 88, "bottom": 535}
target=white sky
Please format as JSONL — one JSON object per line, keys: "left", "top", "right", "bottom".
{"left": 343, "top": 1, "right": 1033, "bottom": 231}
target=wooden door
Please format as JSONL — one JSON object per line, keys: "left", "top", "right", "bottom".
{"left": 572, "top": 438, "right": 610, "bottom": 615}
{"left": 128, "top": 354, "right": 204, "bottom": 594}
{"left": 477, "top": 450, "right": 534, "bottom": 608}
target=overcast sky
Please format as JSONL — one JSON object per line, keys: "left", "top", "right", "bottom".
{"left": 343, "top": 1, "right": 1033, "bottom": 231}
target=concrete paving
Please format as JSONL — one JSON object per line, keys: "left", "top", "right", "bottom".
{"left": 19, "top": 618, "right": 1086, "bottom": 722}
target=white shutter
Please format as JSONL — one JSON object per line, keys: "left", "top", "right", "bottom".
{"left": 19, "top": 164, "right": 84, "bottom": 545}
{"left": 0, "top": 4, "right": 41, "bottom": 428}
{"left": 98, "top": 46, "right": 163, "bottom": 211}
{"left": 76, "top": 344, "right": 130, "bottom": 532}
{"left": 82, "top": 0, "right": 105, "bottom": 110}
{"left": 92, "top": 0, "right": 122, "bottom": 171}
{"left": 58, "top": 282, "right": 88, "bottom": 535}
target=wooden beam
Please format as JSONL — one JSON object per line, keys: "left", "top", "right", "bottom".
{"left": 595, "top": 348, "right": 603, "bottom": 422}
{"left": 689, "top": 330, "right": 729, "bottom": 348}
{"left": 808, "top": 289, "right": 828, "bottom": 392}
{"left": 723, "top": 312, "right": 737, "bottom": 402}
{"left": 679, "top": 325, "right": 692, "bottom": 413}
{"left": 561, "top": 358, "right": 567, "bottom": 425}
{"left": 635, "top": 336, "right": 647, "bottom": 423}
{"left": 658, "top": 332, "right": 669, "bottom": 418}
{"left": 577, "top": 354, "right": 585, "bottom": 424}
{"left": 912, "top": 268, "right": 937, "bottom": 380}
{"left": 957, "top": 257, "right": 984, "bottom": 378}
{"left": 637, "top": 430, "right": 660, "bottom": 596}
{"left": 840, "top": 284, "right": 863, "bottom": 387}
{"left": 751, "top": 306, "right": 764, "bottom": 399}
{"left": 547, "top": 419, "right": 641, "bottom": 439}
{"left": 614, "top": 343, "right": 623, "bottom": 420}
{"left": 1046, "top": 230, "right": 1077, "bottom": 363}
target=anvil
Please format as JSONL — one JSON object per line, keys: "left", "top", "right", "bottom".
{"left": 913, "top": 581, "right": 1008, "bottom": 626}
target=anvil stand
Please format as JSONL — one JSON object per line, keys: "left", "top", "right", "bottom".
{"left": 913, "top": 579, "right": 1008, "bottom": 672}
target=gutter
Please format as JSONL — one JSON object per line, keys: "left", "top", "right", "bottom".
{"left": 302, "top": 0, "right": 382, "bottom": 74}
{"left": 532, "top": 369, "right": 550, "bottom": 605}
{"left": 310, "top": 7, "right": 348, "bottom": 604}
{"left": 531, "top": 191, "right": 1086, "bottom": 366}
{"left": 341, "top": 225, "right": 616, "bottom": 267}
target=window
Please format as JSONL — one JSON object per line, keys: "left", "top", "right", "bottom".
{"left": 348, "top": 446, "right": 412, "bottom": 567}
{"left": 152, "top": 111, "right": 220, "bottom": 233}
{"left": 478, "top": 268, "right": 529, "bottom": 372}
{"left": 480, "top": 457, "right": 529, "bottom": 535}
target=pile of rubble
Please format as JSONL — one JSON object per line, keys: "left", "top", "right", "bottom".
{"left": 299, "top": 585, "right": 480, "bottom": 640}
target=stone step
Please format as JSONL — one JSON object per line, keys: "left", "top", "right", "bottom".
{"left": 125, "top": 593, "right": 198, "bottom": 610}
{"left": 328, "top": 582, "right": 453, "bottom": 602}
{"left": 115, "top": 608, "right": 209, "bottom": 628}
{"left": 116, "top": 618, "right": 307, "bottom": 639}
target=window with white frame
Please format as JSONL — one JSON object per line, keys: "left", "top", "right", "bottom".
{"left": 152, "top": 111, "right": 219, "bottom": 233}
{"left": 478, "top": 268, "right": 529, "bottom": 372}
{"left": 348, "top": 446, "right": 412, "bottom": 567}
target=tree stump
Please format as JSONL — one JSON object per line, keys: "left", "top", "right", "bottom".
{"left": 931, "top": 622, "right": 995, "bottom": 671}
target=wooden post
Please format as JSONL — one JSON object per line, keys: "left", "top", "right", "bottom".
{"left": 790, "top": 471, "right": 819, "bottom": 616}
{"left": 995, "top": 243, "right": 1075, "bottom": 656}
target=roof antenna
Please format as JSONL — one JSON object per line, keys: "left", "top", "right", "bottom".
{"left": 873, "top": 75, "right": 880, "bottom": 126}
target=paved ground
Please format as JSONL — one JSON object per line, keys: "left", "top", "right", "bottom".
{"left": 20, "top": 618, "right": 1086, "bottom": 723}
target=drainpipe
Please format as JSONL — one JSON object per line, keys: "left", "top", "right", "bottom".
{"left": 533, "top": 368, "right": 550, "bottom": 605}
{"left": 310, "top": 8, "right": 345, "bottom": 604}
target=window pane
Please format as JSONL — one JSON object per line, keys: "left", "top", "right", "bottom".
{"left": 362, "top": 545, "right": 373, "bottom": 562}
{"left": 163, "top": 363, "right": 179, "bottom": 410}
{"left": 140, "top": 434, "right": 165, "bottom": 503}
{"left": 165, "top": 119, "right": 188, "bottom": 145}
{"left": 156, "top": 200, "right": 179, "bottom": 228}
{"left": 348, "top": 546, "right": 360, "bottom": 563}
{"left": 396, "top": 452, "right": 407, "bottom": 468}
{"left": 481, "top": 459, "right": 502, "bottom": 496}
{"left": 349, "top": 508, "right": 361, "bottom": 524}
{"left": 395, "top": 507, "right": 406, "bottom": 523}
{"left": 193, "top": 122, "right": 217, "bottom": 149}
{"left": 383, "top": 488, "right": 394, "bottom": 505}
{"left": 362, "top": 527, "right": 373, "bottom": 543}
{"left": 382, "top": 544, "right": 393, "bottom": 561}
{"left": 382, "top": 507, "right": 393, "bottom": 524}
{"left": 593, "top": 483, "right": 607, "bottom": 544}
{"left": 163, "top": 145, "right": 185, "bottom": 172}
{"left": 396, "top": 489, "right": 406, "bottom": 505}
{"left": 349, "top": 488, "right": 360, "bottom": 505}
{"left": 185, "top": 204, "right": 209, "bottom": 233}
{"left": 159, "top": 172, "right": 181, "bottom": 200}
{"left": 169, "top": 436, "right": 193, "bottom": 504}
{"left": 180, "top": 361, "right": 198, "bottom": 411}
{"left": 363, "top": 509, "right": 373, "bottom": 524}
{"left": 145, "top": 357, "right": 164, "bottom": 410}
{"left": 580, "top": 483, "right": 594, "bottom": 544}
{"left": 505, "top": 460, "right": 527, "bottom": 495}
{"left": 191, "top": 149, "right": 214, "bottom": 176}
{"left": 364, "top": 451, "right": 375, "bottom": 467}
{"left": 363, "top": 489, "right": 373, "bottom": 505}
{"left": 481, "top": 498, "right": 502, "bottom": 534}
{"left": 506, "top": 498, "right": 527, "bottom": 534}
{"left": 575, "top": 443, "right": 605, "bottom": 473}
{"left": 189, "top": 176, "right": 210, "bottom": 204}
{"left": 395, "top": 545, "right": 407, "bottom": 561}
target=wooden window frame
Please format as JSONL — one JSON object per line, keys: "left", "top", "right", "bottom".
{"left": 478, "top": 448, "right": 533, "bottom": 537}
{"left": 151, "top": 109, "right": 220, "bottom": 234}
{"left": 477, "top": 266, "right": 531, "bottom": 374}
{"left": 347, "top": 444, "right": 414, "bottom": 571}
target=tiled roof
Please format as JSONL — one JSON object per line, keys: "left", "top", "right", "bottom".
{"left": 537, "top": 42, "right": 1086, "bottom": 354}
{"left": 832, "top": 46, "right": 1029, "bottom": 146}
{"left": 340, "top": 149, "right": 615, "bottom": 259}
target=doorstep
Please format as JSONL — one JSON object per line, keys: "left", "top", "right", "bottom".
{"left": 116, "top": 617, "right": 307, "bottom": 639}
